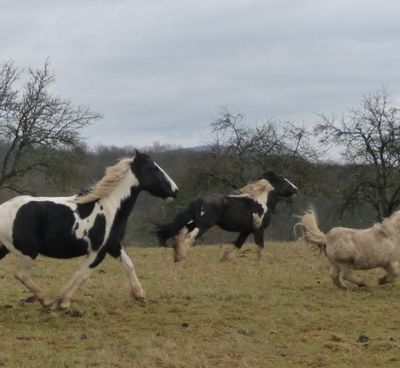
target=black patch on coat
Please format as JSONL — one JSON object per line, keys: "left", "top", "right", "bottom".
{"left": 0, "top": 245, "right": 9, "bottom": 260}
{"left": 74, "top": 223, "right": 79, "bottom": 231}
{"left": 88, "top": 214, "right": 106, "bottom": 250}
{"left": 107, "top": 244, "right": 122, "bottom": 259}
{"left": 89, "top": 247, "right": 108, "bottom": 268}
{"left": 12, "top": 201, "right": 89, "bottom": 259}
{"left": 76, "top": 202, "right": 96, "bottom": 219}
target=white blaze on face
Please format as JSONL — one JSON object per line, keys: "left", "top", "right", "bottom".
{"left": 155, "top": 163, "right": 179, "bottom": 192}
{"left": 284, "top": 178, "right": 298, "bottom": 191}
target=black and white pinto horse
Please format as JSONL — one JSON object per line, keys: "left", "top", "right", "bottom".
{"left": 155, "top": 172, "right": 298, "bottom": 262}
{"left": 0, "top": 150, "right": 178, "bottom": 309}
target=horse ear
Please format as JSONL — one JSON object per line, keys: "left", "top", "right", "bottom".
{"left": 135, "top": 149, "right": 144, "bottom": 161}
{"left": 261, "top": 171, "right": 275, "bottom": 180}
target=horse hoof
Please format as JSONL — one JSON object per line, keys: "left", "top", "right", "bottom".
{"left": 48, "top": 301, "right": 60, "bottom": 311}
{"left": 58, "top": 301, "right": 71, "bottom": 310}
{"left": 220, "top": 245, "right": 237, "bottom": 261}
{"left": 48, "top": 298, "right": 70, "bottom": 310}
{"left": 378, "top": 277, "right": 388, "bottom": 285}
{"left": 134, "top": 295, "right": 147, "bottom": 304}
{"left": 41, "top": 298, "right": 54, "bottom": 308}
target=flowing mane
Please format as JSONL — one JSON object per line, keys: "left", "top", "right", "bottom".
{"left": 75, "top": 157, "right": 134, "bottom": 204}
{"left": 238, "top": 179, "right": 273, "bottom": 198}
{"left": 377, "top": 210, "right": 400, "bottom": 235}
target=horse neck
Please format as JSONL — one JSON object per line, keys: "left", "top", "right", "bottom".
{"left": 266, "top": 190, "right": 278, "bottom": 211}
{"left": 382, "top": 211, "right": 400, "bottom": 235}
{"left": 101, "top": 169, "right": 141, "bottom": 218}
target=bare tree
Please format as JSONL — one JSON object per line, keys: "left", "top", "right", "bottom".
{"left": 0, "top": 60, "right": 101, "bottom": 193}
{"left": 316, "top": 88, "right": 400, "bottom": 220}
{"left": 202, "top": 109, "right": 315, "bottom": 189}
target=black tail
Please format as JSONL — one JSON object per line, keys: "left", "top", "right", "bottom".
{"left": 0, "top": 245, "right": 9, "bottom": 260}
{"left": 154, "top": 201, "right": 197, "bottom": 246}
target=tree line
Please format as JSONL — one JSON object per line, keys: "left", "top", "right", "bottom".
{"left": 1, "top": 60, "right": 400, "bottom": 245}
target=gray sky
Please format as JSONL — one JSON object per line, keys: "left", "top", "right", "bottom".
{"left": 2, "top": 0, "right": 400, "bottom": 148}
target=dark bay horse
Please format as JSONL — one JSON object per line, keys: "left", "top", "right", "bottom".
{"left": 155, "top": 172, "right": 298, "bottom": 262}
{"left": 0, "top": 150, "right": 178, "bottom": 309}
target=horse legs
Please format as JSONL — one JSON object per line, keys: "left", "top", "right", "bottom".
{"left": 379, "top": 261, "right": 399, "bottom": 285}
{"left": 172, "top": 226, "right": 201, "bottom": 262}
{"left": 114, "top": 248, "right": 146, "bottom": 303}
{"left": 339, "top": 264, "right": 366, "bottom": 287}
{"left": 51, "top": 252, "right": 104, "bottom": 310}
{"left": 220, "top": 232, "right": 249, "bottom": 261}
{"left": 14, "top": 255, "right": 52, "bottom": 307}
{"left": 253, "top": 229, "right": 265, "bottom": 260}
{"left": 329, "top": 263, "right": 347, "bottom": 289}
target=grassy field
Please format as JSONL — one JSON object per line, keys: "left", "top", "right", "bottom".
{"left": 1, "top": 242, "right": 400, "bottom": 368}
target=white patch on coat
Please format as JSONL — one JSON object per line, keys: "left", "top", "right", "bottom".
{"left": 200, "top": 206, "right": 205, "bottom": 216}
{"left": 251, "top": 191, "right": 268, "bottom": 229}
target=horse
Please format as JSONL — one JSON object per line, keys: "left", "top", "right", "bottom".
{"left": 155, "top": 172, "right": 298, "bottom": 262}
{"left": 0, "top": 150, "right": 178, "bottom": 309}
{"left": 295, "top": 208, "right": 400, "bottom": 289}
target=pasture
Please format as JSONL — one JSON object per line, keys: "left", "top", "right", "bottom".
{"left": 0, "top": 243, "right": 399, "bottom": 368}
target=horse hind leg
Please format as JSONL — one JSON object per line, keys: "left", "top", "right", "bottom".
{"left": 51, "top": 251, "right": 105, "bottom": 310}
{"left": 14, "top": 255, "right": 52, "bottom": 307}
{"left": 329, "top": 263, "right": 347, "bottom": 289}
{"left": 379, "top": 261, "right": 399, "bottom": 285}
{"left": 340, "top": 264, "right": 366, "bottom": 288}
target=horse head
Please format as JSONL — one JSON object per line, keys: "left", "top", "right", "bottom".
{"left": 132, "top": 150, "right": 179, "bottom": 200}
{"left": 260, "top": 171, "right": 298, "bottom": 198}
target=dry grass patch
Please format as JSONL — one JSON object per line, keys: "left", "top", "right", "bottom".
{"left": 1, "top": 243, "right": 400, "bottom": 367}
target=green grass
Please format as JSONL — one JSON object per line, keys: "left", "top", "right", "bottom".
{"left": 1, "top": 243, "right": 400, "bottom": 367}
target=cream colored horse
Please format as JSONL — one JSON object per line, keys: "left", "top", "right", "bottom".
{"left": 295, "top": 208, "right": 400, "bottom": 289}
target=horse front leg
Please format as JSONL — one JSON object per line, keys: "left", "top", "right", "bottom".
{"left": 221, "top": 232, "right": 249, "bottom": 261}
{"left": 51, "top": 251, "right": 105, "bottom": 310}
{"left": 109, "top": 246, "right": 146, "bottom": 303}
{"left": 118, "top": 249, "right": 146, "bottom": 303}
{"left": 379, "top": 261, "right": 399, "bottom": 285}
{"left": 14, "top": 255, "right": 53, "bottom": 307}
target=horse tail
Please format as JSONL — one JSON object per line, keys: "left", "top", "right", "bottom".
{"left": 294, "top": 208, "right": 327, "bottom": 254}
{"left": 0, "top": 244, "right": 9, "bottom": 260}
{"left": 154, "top": 201, "right": 197, "bottom": 246}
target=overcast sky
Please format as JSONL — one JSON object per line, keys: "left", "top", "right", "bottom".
{"left": 2, "top": 0, "right": 400, "bottom": 148}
